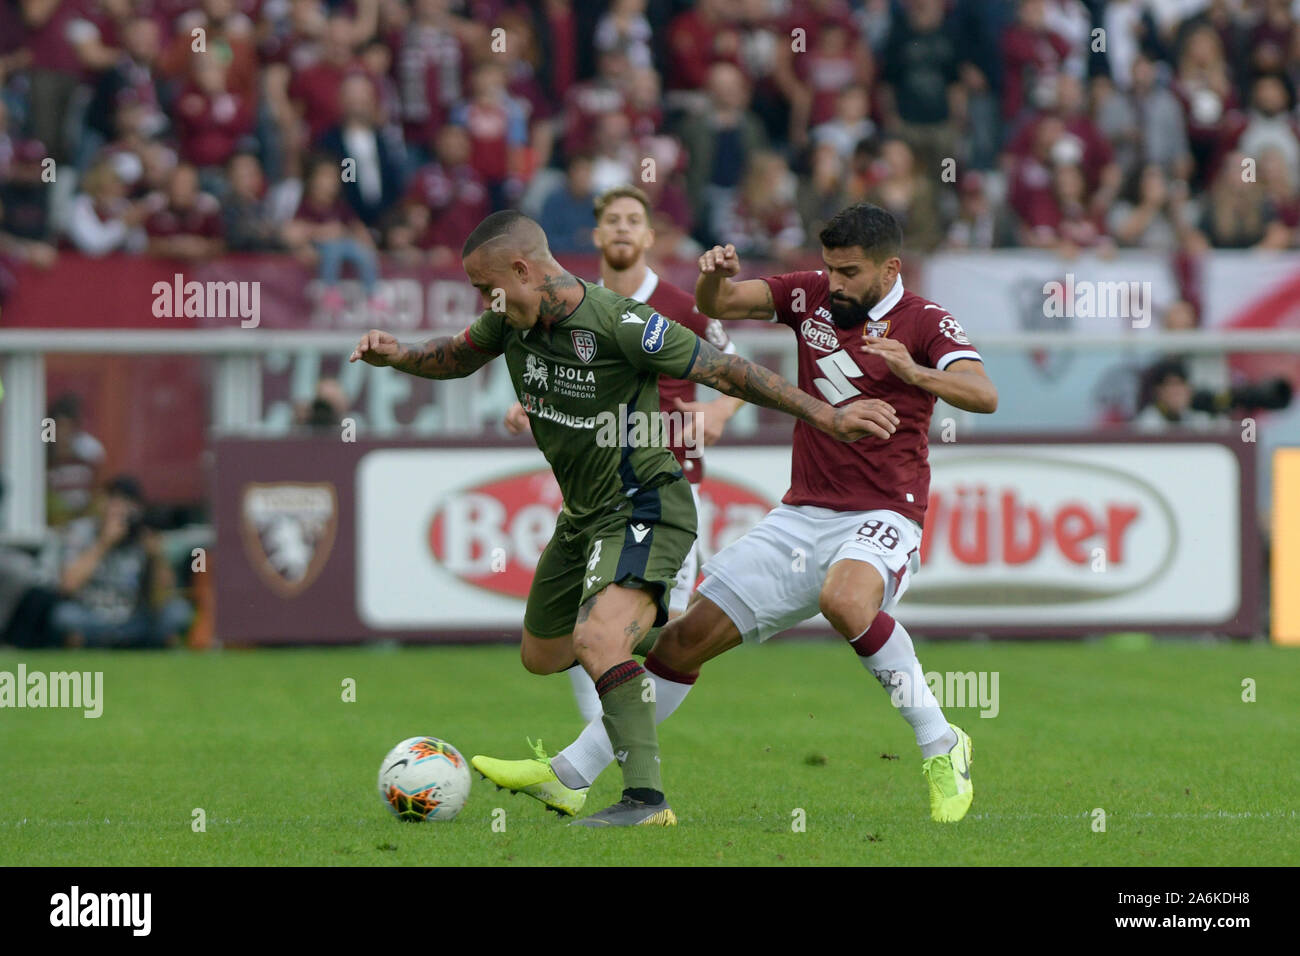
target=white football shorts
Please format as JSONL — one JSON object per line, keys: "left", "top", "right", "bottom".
{"left": 667, "top": 482, "right": 702, "bottom": 614}
{"left": 697, "top": 504, "right": 922, "bottom": 643}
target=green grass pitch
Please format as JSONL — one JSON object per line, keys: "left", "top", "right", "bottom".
{"left": 1, "top": 640, "right": 1296, "bottom": 866}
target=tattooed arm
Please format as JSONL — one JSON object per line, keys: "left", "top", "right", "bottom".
{"left": 348, "top": 328, "right": 496, "bottom": 379}
{"left": 684, "top": 340, "right": 900, "bottom": 442}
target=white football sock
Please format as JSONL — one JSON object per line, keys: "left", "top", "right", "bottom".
{"left": 568, "top": 666, "right": 602, "bottom": 723}
{"left": 851, "top": 613, "right": 953, "bottom": 755}
{"left": 553, "top": 660, "right": 696, "bottom": 789}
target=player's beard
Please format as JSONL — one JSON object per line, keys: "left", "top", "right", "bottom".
{"left": 827, "top": 286, "right": 880, "bottom": 329}
{"left": 601, "top": 240, "right": 642, "bottom": 272}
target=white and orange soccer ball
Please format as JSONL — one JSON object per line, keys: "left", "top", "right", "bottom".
{"left": 377, "top": 736, "right": 472, "bottom": 822}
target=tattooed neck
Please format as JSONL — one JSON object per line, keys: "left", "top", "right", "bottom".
{"left": 536, "top": 272, "right": 584, "bottom": 328}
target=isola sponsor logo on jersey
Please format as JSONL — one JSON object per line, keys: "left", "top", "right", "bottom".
{"left": 641, "top": 312, "right": 669, "bottom": 353}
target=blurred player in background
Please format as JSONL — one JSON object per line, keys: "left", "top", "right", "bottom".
{"left": 500, "top": 184, "right": 743, "bottom": 724}
{"left": 350, "top": 210, "right": 896, "bottom": 826}
{"left": 476, "top": 203, "right": 997, "bottom": 823}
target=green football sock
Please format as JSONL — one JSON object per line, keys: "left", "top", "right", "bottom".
{"left": 595, "top": 660, "right": 662, "bottom": 796}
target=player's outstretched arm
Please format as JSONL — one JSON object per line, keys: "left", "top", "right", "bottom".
{"left": 695, "top": 244, "right": 777, "bottom": 320}
{"left": 348, "top": 329, "right": 495, "bottom": 380}
{"left": 685, "top": 340, "right": 899, "bottom": 442}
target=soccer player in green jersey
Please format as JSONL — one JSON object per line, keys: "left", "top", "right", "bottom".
{"left": 349, "top": 210, "right": 899, "bottom": 826}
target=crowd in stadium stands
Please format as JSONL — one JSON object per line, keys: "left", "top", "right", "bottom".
{"left": 0, "top": 0, "right": 1298, "bottom": 307}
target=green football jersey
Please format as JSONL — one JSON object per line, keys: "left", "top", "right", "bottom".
{"left": 465, "top": 279, "right": 703, "bottom": 521}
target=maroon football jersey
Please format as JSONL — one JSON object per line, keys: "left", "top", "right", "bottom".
{"left": 761, "top": 270, "right": 982, "bottom": 523}
{"left": 605, "top": 270, "right": 732, "bottom": 483}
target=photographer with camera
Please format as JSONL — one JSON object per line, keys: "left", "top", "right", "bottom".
{"left": 51, "top": 475, "right": 191, "bottom": 649}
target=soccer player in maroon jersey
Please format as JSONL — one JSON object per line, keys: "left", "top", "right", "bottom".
{"left": 504, "top": 184, "right": 744, "bottom": 721}
{"left": 491, "top": 203, "right": 997, "bottom": 823}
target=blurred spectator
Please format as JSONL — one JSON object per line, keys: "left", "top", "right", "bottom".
{"left": 1259, "top": 147, "right": 1300, "bottom": 248}
{"left": 624, "top": 66, "right": 664, "bottom": 141}
{"left": 294, "top": 377, "right": 348, "bottom": 431}
{"left": 223, "top": 152, "right": 290, "bottom": 252}
{"left": 1108, "top": 163, "right": 1191, "bottom": 249}
{"left": 1196, "top": 149, "right": 1272, "bottom": 249}
{"left": 144, "top": 162, "right": 225, "bottom": 261}
{"left": 45, "top": 393, "right": 105, "bottom": 527}
{"left": 811, "top": 86, "right": 877, "bottom": 163}
{"left": 798, "top": 143, "right": 853, "bottom": 249}
{"left": 1132, "top": 357, "right": 1219, "bottom": 432}
{"left": 717, "top": 151, "right": 804, "bottom": 263}
{"left": 1159, "top": 297, "right": 1229, "bottom": 395}
{"left": 63, "top": 160, "right": 150, "bottom": 256}
{"left": 538, "top": 154, "right": 595, "bottom": 254}
{"left": 283, "top": 156, "right": 382, "bottom": 314}
{"left": 1244, "top": 0, "right": 1293, "bottom": 81}
{"left": 289, "top": 14, "right": 365, "bottom": 147}
{"left": 397, "top": 0, "right": 477, "bottom": 148}
{"left": 1005, "top": 72, "right": 1121, "bottom": 216}
{"left": 20, "top": 0, "right": 106, "bottom": 163}
{"left": 538, "top": 0, "right": 578, "bottom": 103}
{"left": 879, "top": 0, "right": 960, "bottom": 174}
{"left": 358, "top": 37, "right": 405, "bottom": 148}
{"left": 0, "top": 97, "right": 50, "bottom": 240}
{"left": 666, "top": 0, "right": 745, "bottom": 94}
{"left": 1046, "top": 161, "right": 1111, "bottom": 253}
{"left": 1226, "top": 74, "right": 1300, "bottom": 192}
{"left": 1132, "top": 53, "right": 1194, "bottom": 180}
{"left": 450, "top": 62, "right": 529, "bottom": 211}
{"left": 84, "top": 15, "right": 167, "bottom": 162}
{"left": 595, "top": 0, "right": 653, "bottom": 70}
{"left": 1171, "top": 21, "right": 1238, "bottom": 189}
{"left": 497, "top": 7, "right": 555, "bottom": 171}
{"left": 159, "top": 0, "right": 259, "bottom": 100}
{"left": 51, "top": 475, "right": 191, "bottom": 649}
{"left": 943, "top": 171, "right": 1008, "bottom": 249}
{"left": 679, "top": 62, "right": 768, "bottom": 246}
{"left": 864, "top": 137, "right": 945, "bottom": 252}
{"left": 561, "top": 47, "right": 627, "bottom": 160}
{"left": 588, "top": 111, "right": 639, "bottom": 195}
{"left": 395, "top": 124, "right": 489, "bottom": 267}
{"left": 174, "top": 53, "right": 256, "bottom": 176}
{"left": 320, "top": 73, "right": 406, "bottom": 227}
{"left": 999, "top": 0, "right": 1073, "bottom": 125}
{"left": 1007, "top": 114, "right": 1066, "bottom": 243}
{"left": 774, "top": 12, "right": 871, "bottom": 148}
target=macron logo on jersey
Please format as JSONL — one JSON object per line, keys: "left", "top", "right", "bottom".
{"left": 641, "top": 313, "right": 668, "bottom": 353}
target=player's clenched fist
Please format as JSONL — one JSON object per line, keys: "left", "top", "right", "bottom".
{"left": 830, "top": 399, "right": 899, "bottom": 442}
{"left": 698, "top": 244, "right": 741, "bottom": 277}
{"left": 349, "top": 329, "right": 402, "bottom": 367}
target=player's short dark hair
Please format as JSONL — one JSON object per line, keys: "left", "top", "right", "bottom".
{"left": 462, "top": 209, "right": 533, "bottom": 258}
{"left": 819, "top": 203, "right": 902, "bottom": 262}
{"left": 593, "top": 185, "right": 651, "bottom": 222}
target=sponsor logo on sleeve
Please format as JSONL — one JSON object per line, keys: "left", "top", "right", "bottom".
{"left": 938, "top": 316, "right": 971, "bottom": 344}
{"left": 641, "top": 312, "right": 668, "bottom": 353}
